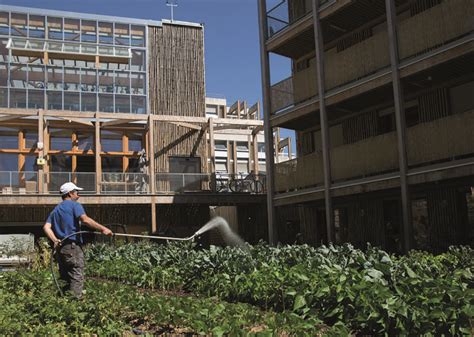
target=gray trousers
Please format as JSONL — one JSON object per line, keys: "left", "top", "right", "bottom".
{"left": 58, "top": 242, "right": 84, "bottom": 298}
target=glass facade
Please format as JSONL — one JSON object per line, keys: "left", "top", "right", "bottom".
{"left": 0, "top": 9, "right": 147, "bottom": 113}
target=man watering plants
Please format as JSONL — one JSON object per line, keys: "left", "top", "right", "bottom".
{"left": 43, "top": 182, "right": 113, "bottom": 298}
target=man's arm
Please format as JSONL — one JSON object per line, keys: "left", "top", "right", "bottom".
{"left": 43, "top": 223, "right": 61, "bottom": 247}
{"left": 79, "top": 214, "right": 113, "bottom": 236}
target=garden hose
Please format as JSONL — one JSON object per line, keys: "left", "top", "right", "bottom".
{"left": 50, "top": 230, "right": 198, "bottom": 296}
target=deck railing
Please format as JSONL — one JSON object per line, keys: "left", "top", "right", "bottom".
{"left": 0, "top": 171, "right": 38, "bottom": 194}
{"left": 0, "top": 172, "right": 267, "bottom": 195}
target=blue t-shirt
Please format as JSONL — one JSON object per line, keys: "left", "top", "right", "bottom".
{"left": 46, "top": 200, "right": 86, "bottom": 243}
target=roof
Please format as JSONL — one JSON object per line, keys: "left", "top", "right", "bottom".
{"left": 0, "top": 4, "right": 203, "bottom": 29}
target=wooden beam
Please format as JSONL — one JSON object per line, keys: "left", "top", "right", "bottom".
{"left": 252, "top": 125, "right": 264, "bottom": 136}
{"left": 101, "top": 119, "right": 132, "bottom": 128}
{"left": 94, "top": 113, "right": 101, "bottom": 194}
{"left": 167, "top": 121, "right": 202, "bottom": 131}
{"left": 214, "top": 118, "right": 263, "bottom": 126}
{"left": 54, "top": 116, "right": 94, "bottom": 127}
{"left": 0, "top": 115, "right": 23, "bottom": 122}
{"left": 248, "top": 102, "right": 259, "bottom": 119}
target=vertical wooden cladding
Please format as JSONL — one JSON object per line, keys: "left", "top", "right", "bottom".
{"left": 148, "top": 24, "right": 206, "bottom": 173}
{"left": 148, "top": 24, "right": 205, "bottom": 117}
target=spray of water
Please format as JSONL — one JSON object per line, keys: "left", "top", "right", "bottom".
{"left": 194, "top": 216, "right": 246, "bottom": 247}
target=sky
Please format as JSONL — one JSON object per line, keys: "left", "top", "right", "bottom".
{"left": 0, "top": 0, "right": 290, "bottom": 105}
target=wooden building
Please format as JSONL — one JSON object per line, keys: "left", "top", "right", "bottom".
{"left": 259, "top": 0, "right": 473, "bottom": 252}
{"left": 0, "top": 5, "right": 267, "bottom": 241}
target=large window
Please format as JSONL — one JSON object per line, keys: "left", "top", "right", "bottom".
{"left": 50, "top": 129, "right": 71, "bottom": 151}
{"left": 0, "top": 126, "right": 18, "bottom": 149}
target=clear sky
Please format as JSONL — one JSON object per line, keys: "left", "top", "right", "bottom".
{"left": 1, "top": 0, "right": 290, "bottom": 105}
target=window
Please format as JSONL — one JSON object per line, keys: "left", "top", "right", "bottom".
{"left": 258, "top": 142, "right": 266, "bottom": 153}
{"left": 29, "top": 15, "right": 45, "bottom": 38}
{"left": 47, "top": 17, "right": 62, "bottom": 40}
{"left": 81, "top": 20, "right": 97, "bottom": 43}
{"left": 11, "top": 13, "right": 27, "bottom": 37}
{"left": 206, "top": 104, "right": 218, "bottom": 116}
{"left": 77, "top": 133, "right": 93, "bottom": 151}
{"left": 50, "top": 129, "right": 71, "bottom": 151}
{"left": 378, "top": 107, "right": 395, "bottom": 134}
{"left": 99, "top": 22, "right": 113, "bottom": 44}
{"left": 236, "top": 142, "right": 249, "bottom": 152}
{"left": 115, "top": 95, "right": 130, "bottom": 113}
{"left": 0, "top": 127, "right": 18, "bottom": 149}
{"left": 24, "top": 131, "right": 38, "bottom": 149}
{"left": 128, "top": 133, "right": 143, "bottom": 152}
{"left": 101, "top": 157, "right": 122, "bottom": 172}
{"left": 101, "top": 130, "right": 122, "bottom": 152}
{"left": 0, "top": 12, "right": 9, "bottom": 35}
{"left": 215, "top": 140, "right": 227, "bottom": 151}
{"left": 450, "top": 81, "right": 474, "bottom": 115}
{"left": 131, "top": 25, "right": 145, "bottom": 47}
{"left": 64, "top": 18, "right": 80, "bottom": 41}
{"left": 115, "top": 24, "right": 130, "bottom": 46}
{"left": 132, "top": 96, "right": 146, "bottom": 114}
{"left": 405, "top": 100, "right": 419, "bottom": 127}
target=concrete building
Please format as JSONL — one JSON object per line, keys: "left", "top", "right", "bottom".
{"left": 258, "top": 0, "right": 473, "bottom": 252}
{"left": 0, "top": 5, "right": 267, "bottom": 242}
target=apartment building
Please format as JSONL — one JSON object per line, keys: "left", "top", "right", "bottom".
{"left": 258, "top": 0, "right": 473, "bottom": 252}
{"left": 0, "top": 5, "right": 266, "bottom": 241}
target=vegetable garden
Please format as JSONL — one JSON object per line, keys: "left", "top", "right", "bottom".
{"left": 1, "top": 240, "right": 473, "bottom": 335}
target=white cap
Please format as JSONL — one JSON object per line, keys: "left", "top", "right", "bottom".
{"left": 59, "top": 182, "right": 84, "bottom": 195}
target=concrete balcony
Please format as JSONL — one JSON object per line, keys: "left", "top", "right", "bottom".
{"left": 274, "top": 110, "right": 474, "bottom": 192}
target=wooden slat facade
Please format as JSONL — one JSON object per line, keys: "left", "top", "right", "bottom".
{"left": 148, "top": 24, "right": 206, "bottom": 174}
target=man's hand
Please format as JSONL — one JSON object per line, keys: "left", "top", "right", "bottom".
{"left": 53, "top": 238, "right": 61, "bottom": 249}
{"left": 101, "top": 227, "right": 113, "bottom": 236}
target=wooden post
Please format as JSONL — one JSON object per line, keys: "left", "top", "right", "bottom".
{"left": 209, "top": 118, "right": 215, "bottom": 173}
{"left": 258, "top": 0, "right": 277, "bottom": 244}
{"left": 151, "top": 198, "right": 157, "bottom": 234}
{"left": 252, "top": 131, "right": 259, "bottom": 175}
{"left": 148, "top": 115, "right": 157, "bottom": 234}
{"left": 233, "top": 140, "right": 238, "bottom": 174}
{"left": 122, "top": 133, "right": 129, "bottom": 172}
{"left": 385, "top": 0, "right": 413, "bottom": 253}
{"left": 148, "top": 115, "right": 155, "bottom": 194}
{"left": 312, "top": 0, "right": 334, "bottom": 243}
{"left": 287, "top": 137, "right": 292, "bottom": 160}
{"left": 43, "top": 118, "right": 49, "bottom": 193}
{"left": 71, "top": 132, "right": 77, "bottom": 183}
{"left": 37, "top": 109, "right": 44, "bottom": 193}
{"left": 18, "top": 129, "right": 25, "bottom": 188}
{"left": 95, "top": 113, "right": 101, "bottom": 194}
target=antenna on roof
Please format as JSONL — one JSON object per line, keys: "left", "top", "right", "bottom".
{"left": 166, "top": 0, "right": 178, "bottom": 22}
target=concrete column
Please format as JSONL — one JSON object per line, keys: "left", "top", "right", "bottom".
{"left": 385, "top": 0, "right": 413, "bottom": 253}
{"left": 312, "top": 0, "right": 334, "bottom": 243}
{"left": 258, "top": 0, "right": 277, "bottom": 244}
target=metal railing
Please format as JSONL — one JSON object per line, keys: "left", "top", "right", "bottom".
{"left": 7, "top": 37, "right": 132, "bottom": 59}
{"left": 156, "top": 173, "right": 212, "bottom": 193}
{"left": 211, "top": 173, "right": 267, "bottom": 194}
{"left": 45, "top": 172, "right": 96, "bottom": 194}
{"left": 0, "top": 171, "right": 38, "bottom": 194}
{"left": 102, "top": 173, "right": 149, "bottom": 194}
{"left": 266, "top": 0, "right": 328, "bottom": 39}
{"left": 0, "top": 172, "right": 267, "bottom": 195}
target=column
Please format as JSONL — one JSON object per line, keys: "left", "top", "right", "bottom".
{"left": 258, "top": 0, "right": 277, "bottom": 244}
{"left": 312, "top": 0, "right": 334, "bottom": 243}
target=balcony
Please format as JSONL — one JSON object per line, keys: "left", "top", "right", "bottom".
{"left": 271, "top": 62, "right": 319, "bottom": 115}
{"left": 0, "top": 172, "right": 267, "bottom": 195}
{"left": 407, "top": 110, "right": 474, "bottom": 167}
{"left": 397, "top": 0, "right": 473, "bottom": 61}
{"left": 7, "top": 37, "right": 132, "bottom": 62}
{"left": 274, "top": 110, "right": 474, "bottom": 192}
{"left": 275, "top": 152, "right": 323, "bottom": 192}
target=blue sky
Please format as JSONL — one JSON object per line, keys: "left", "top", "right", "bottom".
{"left": 1, "top": 0, "right": 291, "bottom": 106}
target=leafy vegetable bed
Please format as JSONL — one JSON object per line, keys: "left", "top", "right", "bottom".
{"left": 86, "top": 242, "right": 474, "bottom": 335}
{"left": 0, "top": 270, "right": 331, "bottom": 336}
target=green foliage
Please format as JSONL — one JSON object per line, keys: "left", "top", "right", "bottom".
{"left": 0, "top": 270, "right": 331, "bottom": 335}
{"left": 85, "top": 242, "right": 474, "bottom": 335}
